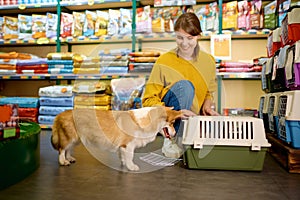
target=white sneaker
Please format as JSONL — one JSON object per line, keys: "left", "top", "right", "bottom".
{"left": 162, "top": 138, "right": 183, "bottom": 159}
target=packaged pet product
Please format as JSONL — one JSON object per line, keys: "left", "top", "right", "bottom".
{"left": 119, "top": 8, "right": 132, "bottom": 35}
{"left": 136, "top": 5, "right": 152, "bottom": 33}
{"left": 72, "top": 11, "right": 85, "bottom": 38}
{"left": 237, "top": 0, "right": 250, "bottom": 30}
{"left": 249, "top": 0, "right": 263, "bottom": 30}
{"left": 46, "top": 13, "right": 58, "bottom": 39}
{"left": 111, "top": 77, "right": 145, "bottom": 110}
{"left": 39, "top": 85, "right": 73, "bottom": 97}
{"left": 47, "top": 52, "right": 74, "bottom": 60}
{"left": 0, "top": 17, "right": 3, "bottom": 39}
{"left": 163, "top": 7, "right": 174, "bottom": 32}
{"left": 60, "top": 12, "right": 73, "bottom": 38}
{"left": 72, "top": 80, "right": 111, "bottom": 94}
{"left": 222, "top": 1, "right": 238, "bottom": 30}
{"left": 95, "top": 10, "right": 108, "bottom": 37}
{"left": 83, "top": 10, "right": 97, "bottom": 37}
{"left": 3, "top": 16, "right": 18, "bottom": 40}
{"left": 264, "top": 1, "right": 277, "bottom": 30}
{"left": 278, "top": 0, "right": 291, "bottom": 27}
{"left": 151, "top": 7, "right": 164, "bottom": 33}
{"left": 0, "top": 104, "right": 20, "bottom": 140}
{"left": 205, "top": 2, "right": 219, "bottom": 32}
{"left": 194, "top": 5, "right": 207, "bottom": 32}
{"left": 32, "top": 14, "right": 47, "bottom": 39}
{"left": 18, "top": 14, "right": 32, "bottom": 40}
{"left": 107, "top": 9, "right": 120, "bottom": 36}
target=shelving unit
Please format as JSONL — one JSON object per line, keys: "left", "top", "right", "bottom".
{"left": 0, "top": 0, "right": 268, "bottom": 115}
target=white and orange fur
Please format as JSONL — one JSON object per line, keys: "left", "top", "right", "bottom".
{"left": 51, "top": 106, "right": 182, "bottom": 171}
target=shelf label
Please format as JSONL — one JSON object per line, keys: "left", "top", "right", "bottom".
{"left": 18, "top": 4, "right": 26, "bottom": 10}
{"left": 88, "top": 0, "right": 95, "bottom": 5}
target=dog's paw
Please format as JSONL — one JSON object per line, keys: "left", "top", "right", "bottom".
{"left": 59, "top": 160, "right": 71, "bottom": 166}
{"left": 67, "top": 156, "right": 76, "bottom": 163}
{"left": 126, "top": 163, "right": 140, "bottom": 171}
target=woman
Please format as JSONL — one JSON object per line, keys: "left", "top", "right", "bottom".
{"left": 142, "top": 12, "right": 218, "bottom": 158}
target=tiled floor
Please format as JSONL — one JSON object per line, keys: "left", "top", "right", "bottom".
{"left": 1, "top": 130, "right": 300, "bottom": 200}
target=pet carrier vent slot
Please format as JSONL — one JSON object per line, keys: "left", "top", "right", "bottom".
{"left": 278, "top": 95, "right": 288, "bottom": 141}
{"left": 286, "top": 45, "right": 296, "bottom": 85}
{"left": 258, "top": 97, "right": 265, "bottom": 119}
{"left": 268, "top": 96, "right": 275, "bottom": 132}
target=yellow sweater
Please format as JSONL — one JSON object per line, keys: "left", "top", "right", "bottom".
{"left": 142, "top": 49, "right": 217, "bottom": 114}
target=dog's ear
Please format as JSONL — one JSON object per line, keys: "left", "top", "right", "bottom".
{"left": 166, "top": 109, "right": 183, "bottom": 122}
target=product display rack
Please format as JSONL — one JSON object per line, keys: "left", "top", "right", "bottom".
{"left": 0, "top": 0, "right": 269, "bottom": 116}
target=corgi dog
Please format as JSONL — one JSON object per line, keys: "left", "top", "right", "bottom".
{"left": 51, "top": 106, "right": 182, "bottom": 171}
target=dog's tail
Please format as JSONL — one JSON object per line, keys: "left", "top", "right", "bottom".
{"left": 51, "top": 117, "right": 60, "bottom": 150}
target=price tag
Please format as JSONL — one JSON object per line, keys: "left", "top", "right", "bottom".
{"left": 88, "top": 0, "right": 94, "bottom": 5}
{"left": 18, "top": 4, "right": 26, "bottom": 10}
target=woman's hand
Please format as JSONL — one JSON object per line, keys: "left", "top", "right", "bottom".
{"left": 201, "top": 99, "right": 219, "bottom": 116}
{"left": 180, "top": 109, "right": 197, "bottom": 119}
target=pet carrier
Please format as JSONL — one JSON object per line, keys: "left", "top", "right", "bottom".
{"left": 267, "top": 28, "right": 282, "bottom": 57}
{"left": 277, "top": 91, "right": 300, "bottom": 148}
{"left": 267, "top": 92, "right": 281, "bottom": 136}
{"left": 258, "top": 94, "right": 271, "bottom": 132}
{"left": 182, "top": 116, "right": 271, "bottom": 171}
{"left": 280, "top": 6, "right": 300, "bottom": 46}
{"left": 263, "top": 57, "right": 275, "bottom": 93}
{"left": 271, "top": 49, "right": 288, "bottom": 92}
{"left": 285, "top": 41, "right": 300, "bottom": 90}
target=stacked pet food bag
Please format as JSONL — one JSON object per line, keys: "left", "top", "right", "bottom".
{"left": 73, "top": 55, "right": 101, "bottom": 74}
{"left": 0, "top": 96, "right": 39, "bottom": 123}
{"left": 72, "top": 80, "right": 112, "bottom": 110}
{"left": 98, "top": 48, "right": 130, "bottom": 74}
{"left": 38, "top": 85, "right": 74, "bottom": 126}
{"left": 0, "top": 52, "right": 47, "bottom": 75}
{"left": 47, "top": 52, "right": 75, "bottom": 74}
{"left": 128, "top": 51, "right": 160, "bottom": 73}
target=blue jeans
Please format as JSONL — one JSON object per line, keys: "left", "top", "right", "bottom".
{"left": 162, "top": 80, "right": 195, "bottom": 137}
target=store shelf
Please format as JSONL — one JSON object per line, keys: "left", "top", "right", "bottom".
{"left": 217, "top": 72, "right": 262, "bottom": 79}
{"left": 0, "top": 3, "right": 58, "bottom": 14}
{"left": 61, "top": 0, "right": 132, "bottom": 10}
{"left": 39, "top": 124, "right": 52, "bottom": 129}
{"left": 0, "top": 73, "right": 149, "bottom": 80}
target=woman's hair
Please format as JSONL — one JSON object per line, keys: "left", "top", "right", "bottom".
{"left": 174, "top": 12, "right": 202, "bottom": 60}
{"left": 174, "top": 12, "right": 202, "bottom": 36}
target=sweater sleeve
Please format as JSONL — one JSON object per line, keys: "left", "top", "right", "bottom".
{"left": 142, "top": 63, "right": 165, "bottom": 107}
